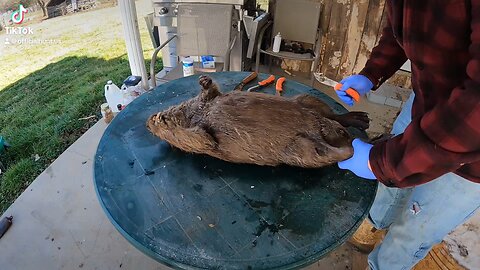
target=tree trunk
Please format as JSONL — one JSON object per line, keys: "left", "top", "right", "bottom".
{"left": 37, "top": 0, "right": 47, "bottom": 17}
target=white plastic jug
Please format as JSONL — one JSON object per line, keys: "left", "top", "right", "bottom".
{"left": 104, "top": 81, "right": 123, "bottom": 113}
{"left": 122, "top": 87, "right": 137, "bottom": 106}
{"left": 273, "top": 32, "right": 282, "bottom": 53}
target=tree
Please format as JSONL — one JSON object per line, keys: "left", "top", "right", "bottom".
{"left": 36, "top": 0, "right": 47, "bottom": 17}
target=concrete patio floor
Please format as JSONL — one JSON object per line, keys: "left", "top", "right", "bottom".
{"left": 0, "top": 120, "right": 165, "bottom": 270}
{"left": 0, "top": 79, "right": 478, "bottom": 270}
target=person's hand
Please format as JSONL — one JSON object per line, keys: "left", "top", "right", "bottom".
{"left": 336, "top": 75, "right": 373, "bottom": 106}
{"left": 338, "top": 139, "right": 376, "bottom": 180}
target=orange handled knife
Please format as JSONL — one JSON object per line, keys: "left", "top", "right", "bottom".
{"left": 276, "top": 77, "right": 286, "bottom": 96}
{"left": 314, "top": 73, "right": 362, "bottom": 104}
{"left": 334, "top": 83, "right": 361, "bottom": 103}
{"left": 247, "top": 75, "right": 276, "bottom": 92}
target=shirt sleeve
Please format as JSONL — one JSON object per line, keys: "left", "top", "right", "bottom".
{"left": 359, "top": 19, "right": 408, "bottom": 89}
{"left": 369, "top": 1, "right": 480, "bottom": 188}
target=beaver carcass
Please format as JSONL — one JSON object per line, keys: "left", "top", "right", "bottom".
{"left": 147, "top": 75, "right": 369, "bottom": 168}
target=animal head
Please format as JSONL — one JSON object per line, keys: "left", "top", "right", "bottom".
{"left": 147, "top": 75, "right": 221, "bottom": 140}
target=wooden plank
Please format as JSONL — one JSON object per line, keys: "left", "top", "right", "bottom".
{"left": 375, "top": 7, "right": 388, "bottom": 45}
{"left": 319, "top": 0, "right": 352, "bottom": 80}
{"left": 352, "top": 0, "right": 386, "bottom": 73}
{"left": 317, "top": 0, "right": 334, "bottom": 71}
{"left": 337, "top": 0, "right": 370, "bottom": 77}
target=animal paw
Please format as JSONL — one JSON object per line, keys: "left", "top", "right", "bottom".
{"left": 335, "top": 111, "right": 370, "bottom": 130}
{"left": 151, "top": 113, "right": 160, "bottom": 125}
{"left": 199, "top": 75, "right": 213, "bottom": 89}
{"left": 152, "top": 112, "right": 174, "bottom": 127}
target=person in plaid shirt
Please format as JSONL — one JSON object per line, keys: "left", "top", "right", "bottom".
{"left": 336, "top": 1, "right": 480, "bottom": 269}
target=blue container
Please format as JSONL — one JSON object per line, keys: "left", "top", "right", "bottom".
{"left": 0, "top": 137, "right": 9, "bottom": 155}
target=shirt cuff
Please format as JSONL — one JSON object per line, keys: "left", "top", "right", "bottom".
{"left": 359, "top": 69, "right": 382, "bottom": 90}
{"left": 369, "top": 141, "right": 397, "bottom": 187}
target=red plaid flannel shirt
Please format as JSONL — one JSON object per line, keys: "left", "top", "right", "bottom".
{"left": 360, "top": 0, "right": 480, "bottom": 187}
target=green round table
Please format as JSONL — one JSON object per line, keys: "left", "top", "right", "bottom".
{"left": 94, "top": 72, "right": 377, "bottom": 269}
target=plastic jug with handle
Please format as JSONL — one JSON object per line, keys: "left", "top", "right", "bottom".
{"left": 104, "top": 80, "right": 123, "bottom": 113}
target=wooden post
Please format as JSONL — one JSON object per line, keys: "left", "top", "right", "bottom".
{"left": 316, "top": 0, "right": 390, "bottom": 81}
{"left": 119, "top": 0, "right": 149, "bottom": 90}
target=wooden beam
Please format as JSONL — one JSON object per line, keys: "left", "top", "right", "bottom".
{"left": 319, "top": 0, "right": 352, "bottom": 80}
{"left": 338, "top": 0, "right": 369, "bottom": 77}
{"left": 352, "top": 0, "right": 386, "bottom": 73}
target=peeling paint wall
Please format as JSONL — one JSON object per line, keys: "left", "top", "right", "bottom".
{"left": 317, "top": 0, "right": 388, "bottom": 81}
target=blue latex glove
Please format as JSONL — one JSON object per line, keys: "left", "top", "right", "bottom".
{"left": 338, "top": 139, "right": 376, "bottom": 180}
{"left": 336, "top": 75, "right": 374, "bottom": 106}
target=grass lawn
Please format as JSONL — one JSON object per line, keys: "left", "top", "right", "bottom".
{"left": 0, "top": 0, "right": 160, "bottom": 212}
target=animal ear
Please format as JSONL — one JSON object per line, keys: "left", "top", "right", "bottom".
{"left": 198, "top": 75, "right": 221, "bottom": 101}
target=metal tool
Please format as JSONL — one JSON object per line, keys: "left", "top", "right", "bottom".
{"left": 234, "top": 72, "right": 258, "bottom": 91}
{"left": 247, "top": 75, "right": 276, "bottom": 92}
{"left": 276, "top": 77, "right": 286, "bottom": 96}
{"left": 0, "top": 216, "right": 12, "bottom": 239}
{"left": 314, "top": 73, "right": 361, "bottom": 103}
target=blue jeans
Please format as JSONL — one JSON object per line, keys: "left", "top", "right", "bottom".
{"left": 367, "top": 93, "right": 480, "bottom": 270}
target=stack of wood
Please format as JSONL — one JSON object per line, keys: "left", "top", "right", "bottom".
{"left": 77, "top": 0, "right": 97, "bottom": 11}
{"left": 47, "top": 2, "right": 67, "bottom": 18}
{"left": 66, "top": 3, "right": 75, "bottom": 13}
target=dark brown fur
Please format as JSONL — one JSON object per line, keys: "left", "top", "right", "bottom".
{"left": 147, "top": 76, "right": 369, "bottom": 168}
